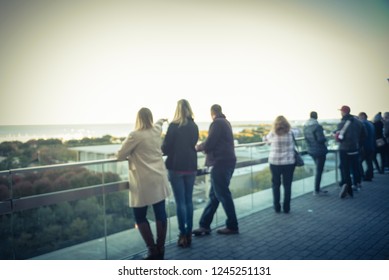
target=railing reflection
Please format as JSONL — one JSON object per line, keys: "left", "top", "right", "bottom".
{"left": 0, "top": 138, "right": 338, "bottom": 260}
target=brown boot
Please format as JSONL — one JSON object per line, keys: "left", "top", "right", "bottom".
{"left": 137, "top": 222, "right": 158, "bottom": 260}
{"left": 186, "top": 233, "right": 192, "bottom": 247}
{"left": 177, "top": 234, "right": 188, "bottom": 248}
{"left": 156, "top": 221, "right": 167, "bottom": 259}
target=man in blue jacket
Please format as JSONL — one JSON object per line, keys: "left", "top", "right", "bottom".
{"left": 303, "top": 111, "right": 328, "bottom": 196}
{"left": 358, "top": 112, "right": 375, "bottom": 181}
{"left": 193, "top": 104, "right": 239, "bottom": 235}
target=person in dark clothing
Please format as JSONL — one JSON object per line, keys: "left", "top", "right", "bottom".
{"left": 303, "top": 111, "right": 328, "bottom": 195}
{"left": 192, "top": 104, "right": 239, "bottom": 235}
{"left": 383, "top": 112, "right": 389, "bottom": 171}
{"left": 358, "top": 112, "right": 375, "bottom": 181}
{"left": 336, "top": 105, "right": 365, "bottom": 198}
{"left": 373, "top": 113, "right": 385, "bottom": 174}
{"left": 162, "top": 99, "right": 199, "bottom": 248}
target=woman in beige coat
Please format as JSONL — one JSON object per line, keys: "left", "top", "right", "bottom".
{"left": 117, "top": 107, "right": 170, "bottom": 260}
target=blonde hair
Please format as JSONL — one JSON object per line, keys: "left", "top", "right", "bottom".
{"left": 272, "top": 115, "right": 291, "bottom": 136}
{"left": 135, "top": 107, "right": 154, "bottom": 130}
{"left": 172, "top": 99, "right": 194, "bottom": 126}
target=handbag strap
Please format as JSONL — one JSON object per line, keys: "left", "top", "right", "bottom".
{"left": 292, "top": 132, "right": 299, "bottom": 149}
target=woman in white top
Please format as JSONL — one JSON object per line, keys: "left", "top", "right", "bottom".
{"left": 266, "top": 115, "right": 296, "bottom": 214}
{"left": 117, "top": 107, "right": 170, "bottom": 260}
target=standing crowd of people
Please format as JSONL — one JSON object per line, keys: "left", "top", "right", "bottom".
{"left": 335, "top": 106, "right": 389, "bottom": 199}
{"left": 117, "top": 101, "right": 389, "bottom": 259}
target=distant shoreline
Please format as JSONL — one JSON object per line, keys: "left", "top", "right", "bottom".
{"left": 0, "top": 120, "right": 339, "bottom": 143}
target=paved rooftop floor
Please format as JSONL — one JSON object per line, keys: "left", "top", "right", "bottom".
{"left": 158, "top": 173, "right": 389, "bottom": 260}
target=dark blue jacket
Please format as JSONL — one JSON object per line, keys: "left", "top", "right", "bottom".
{"left": 200, "top": 114, "right": 236, "bottom": 168}
{"left": 361, "top": 120, "right": 375, "bottom": 153}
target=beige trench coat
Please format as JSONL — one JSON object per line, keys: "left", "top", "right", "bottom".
{"left": 117, "top": 120, "right": 170, "bottom": 207}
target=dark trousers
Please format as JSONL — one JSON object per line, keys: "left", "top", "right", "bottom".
{"left": 133, "top": 200, "right": 167, "bottom": 226}
{"left": 270, "top": 164, "right": 295, "bottom": 213}
{"left": 311, "top": 154, "right": 326, "bottom": 192}
{"left": 199, "top": 165, "right": 238, "bottom": 230}
{"left": 360, "top": 149, "right": 374, "bottom": 180}
{"left": 374, "top": 145, "right": 385, "bottom": 173}
{"left": 339, "top": 150, "right": 360, "bottom": 196}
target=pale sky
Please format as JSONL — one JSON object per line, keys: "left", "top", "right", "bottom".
{"left": 1, "top": 0, "right": 388, "bottom": 125}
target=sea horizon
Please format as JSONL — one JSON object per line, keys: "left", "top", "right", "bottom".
{"left": 0, "top": 119, "right": 339, "bottom": 143}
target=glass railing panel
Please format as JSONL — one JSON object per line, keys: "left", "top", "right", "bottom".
{"left": 10, "top": 161, "right": 110, "bottom": 260}
{"left": 249, "top": 164, "right": 273, "bottom": 212}
{"left": 0, "top": 172, "right": 12, "bottom": 259}
{"left": 4, "top": 161, "right": 125, "bottom": 260}
{"left": 28, "top": 197, "right": 107, "bottom": 260}
{"left": 320, "top": 150, "right": 339, "bottom": 188}
{"left": 104, "top": 189, "right": 142, "bottom": 260}
{"left": 96, "top": 160, "right": 131, "bottom": 260}
{"left": 191, "top": 172, "right": 208, "bottom": 228}
{"left": 0, "top": 213, "right": 12, "bottom": 259}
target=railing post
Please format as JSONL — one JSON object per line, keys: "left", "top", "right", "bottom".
{"left": 335, "top": 150, "right": 339, "bottom": 185}
{"left": 101, "top": 164, "right": 108, "bottom": 260}
{"left": 8, "top": 169, "right": 16, "bottom": 260}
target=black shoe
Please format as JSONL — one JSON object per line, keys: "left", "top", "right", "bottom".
{"left": 313, "top": 190, "right": 328, "bottom": 196}
{"left": 216, "top": 228, "right": 239, "bottom": 235}
{"left": 339, "top": 184, "right": 348, "bottom": 199}
{"left": 192, "top": 227, "right": 211, "bottom": 236}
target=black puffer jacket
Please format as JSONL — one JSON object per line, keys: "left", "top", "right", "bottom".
{"left": 303, "top": 118, "right": 328, "bottom": 157}
{"left": 162, "top": 118, "right": 199, "bottom": 172}
{"left": 337, "top": 114, "right": 365, "bottom": 152}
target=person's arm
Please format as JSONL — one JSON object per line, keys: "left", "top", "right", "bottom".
{"left": 315, "top": 125, "right": 327, "bottom": 144}
{"left": 155, "top": 119, "right": 167, "bottom": 133}
{"left": 117, "top": 132, "right": 139, "bottom": 161}
{"left": 203, "top": 121, "right": 222, "bottom": 153}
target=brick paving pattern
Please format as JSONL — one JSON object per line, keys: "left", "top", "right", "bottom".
{"left": 162, "top": 174, "right": 389, "bottom": 260}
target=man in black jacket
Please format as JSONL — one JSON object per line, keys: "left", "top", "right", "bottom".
{"left": 336, "top": 105, "right": 365, "bottom": 198}
{"left": 193, "top": 104, "right": 239, "bottom": 235}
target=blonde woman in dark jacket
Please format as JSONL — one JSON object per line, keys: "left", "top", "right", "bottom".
{"left": 162, "top": 99, "right": 199, "bottom": 248}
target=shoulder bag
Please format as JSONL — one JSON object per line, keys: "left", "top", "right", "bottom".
{"left": 293, "top": 133, "right": 304, "bottom": 167}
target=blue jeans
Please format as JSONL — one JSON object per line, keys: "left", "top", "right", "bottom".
{"left": 270, "top": 164, "right": 295, "bottom": 213}
{"left": 133, "top": 199, "right": 167, "bottom": 226}
{"left": 199, "top": 165, "right": 238, "bottom": 230}
{"left": 169, "top": 170, "right": 196, "bottom": 235}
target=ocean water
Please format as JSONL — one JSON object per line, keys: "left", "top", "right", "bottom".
{"left": 0, "top": 121, "right": 266, "bottom": 143}
{"left": 0, "top": 124, "right": 134, "bottom": 143}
